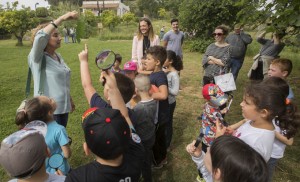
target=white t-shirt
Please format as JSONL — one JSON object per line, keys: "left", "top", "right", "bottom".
{"left": 9, "top": 173, "right": 66, "bottom": 182}
{"left": 232, "top": 120, "right": 275, "bottom": 161}
{"left": 271, "top": 119, "right": 286, "bottom": 159}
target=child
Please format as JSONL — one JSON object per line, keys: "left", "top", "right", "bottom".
{"left": 228, "top": 81, "right": 299, "bottom": 161}
{"left": 0, "top": 120, "right": 66, "bottom": 182}
{"left": 65, "top": 69, "right": 144, "bottom": 181}
{"left": 186, "top": 135, "right": 268, "bottom": 182}
{"left": 163, "top": 50, "right": 183, "bottom": 149}
{"left": 144, "top": 45, "right": 169, "bottom": 168}
{"left": 201, "top": 83, "right": 229, "bottom": 152}
{"left": 138, "top": 55, "right": 153, "bottom": 75}
{"left": 262, "top": 77, "right": 295, "bottom": 181}
{"left": 268, "top": 58, "right": 294, "bottom": 101}
{"left": 123, "top": 60, "right": 138, "bottom": 80}
{"left": 111, "top": 53, "right": 123, "bottom": 73}
{"left": 78, "top": 44, "right": 135, "bottom": 115}
{"left": 133, "top": 74, "right": 157, "bottom": 182}
{"left": 15, "top": 96, "right": 72, "bottom": 175}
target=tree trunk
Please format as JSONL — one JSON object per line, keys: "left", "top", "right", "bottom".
{"left": 15, "top": 34, "right": 23, "bottom": 46}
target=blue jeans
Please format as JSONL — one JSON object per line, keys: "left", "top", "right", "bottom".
{"left": 267, "top": 157, "right": 279, "bottom": 182}
{"left": 64, "top": 36, "right": 69, "bottom": 43}
{"left": 54, "top": 113, "right": 69, "bottom": 127}
{"left": 230, "top": 58, "right": 244, "bottom": 81}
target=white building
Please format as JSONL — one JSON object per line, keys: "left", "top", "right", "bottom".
{"left": 82, "top": 0, "right": 130, "bottom": 17}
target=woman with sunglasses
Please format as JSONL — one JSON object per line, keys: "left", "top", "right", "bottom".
{"left": 202, "top": 25, "right": 231, "bottom": 86}
{"left": 28, "top": 11, "right": 78, "bottom": 128}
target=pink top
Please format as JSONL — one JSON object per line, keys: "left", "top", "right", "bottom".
{"left": 132, "top": 35, "right": 160, "bottom": 68}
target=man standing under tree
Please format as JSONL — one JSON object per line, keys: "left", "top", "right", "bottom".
{"left": 163, "top": 19, "right": 184, "bottom": 60}
{"left": 226, "top": 24, "right": 252, "bottom": 81}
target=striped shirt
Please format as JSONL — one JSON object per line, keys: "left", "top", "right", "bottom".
{"left": 257, "top": 38, "right": 285, "bottom": 58}
{"left": 202, "top": 43, "right": 231, "bottom": 78}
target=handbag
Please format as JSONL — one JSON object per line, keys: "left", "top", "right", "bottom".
{"left": 214, "top": 72, "right": 236, "bottom": 92}
{"left": 17, "top": 55, "right": 46, "bottom": 112}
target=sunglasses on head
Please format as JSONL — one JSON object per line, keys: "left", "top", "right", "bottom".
{"left": 212, "top": 33, "right": 223, "bottom": 36}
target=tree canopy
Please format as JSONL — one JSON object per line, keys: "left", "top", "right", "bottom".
{"left": 0, "top": 3, "right": 38, "bottom": 46}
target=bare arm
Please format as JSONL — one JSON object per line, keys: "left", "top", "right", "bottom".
{"left": 101, "top": 71, "right": 133, "bottom": 127}
{"left": 152, "top": 85, "right": 168, "bottom": 100}
{"left": 163, "top": 40, "right": 168, "bottom": 48}
{"left": 78, "top": 44, "right": 96, "bottom": 105}
{"left": 61, "top": 144, "right": 71, "bottom": 158}
{"left": 208, "top": 56, "right": 225, "bottom": 66}
{"left": 275, "top": 131, "right": 294, "bottom": 146}
{"left": 229, "top": 118, "right": 247, "bottom": 130}
{"left": 43, "top": 11, "right": 78, "bottom": 35}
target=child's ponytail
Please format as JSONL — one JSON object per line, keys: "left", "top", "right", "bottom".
{"left": 276, "top": 103, "right": 300, "bottom": 139}
{"left": 15, "top": 110, "right": 29, "bottom": 129}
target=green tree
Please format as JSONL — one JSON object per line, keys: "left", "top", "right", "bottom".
{"left": 0, "top": 8, "right": 38, "bottom": 46}
{"left": 238, "top": 0, "right": 300, "bottom": 39}
{"left": 136, "top": 0, "right": 159, "bottom": 18}
{"left": 122, "top": 12, "right": 136, "bottom": 26}
{"left": 101, "top": 10, "right": 120, "bottom": 31}
{"left": 158, "top": 8, "right": 167, "bottom": 19}
{"left": 178, "top": 0, "right": 244, "bottom": 52}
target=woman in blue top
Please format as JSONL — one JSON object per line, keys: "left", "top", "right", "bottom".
{"left": 28, "top": 11, "right": 78, "bottom": 127}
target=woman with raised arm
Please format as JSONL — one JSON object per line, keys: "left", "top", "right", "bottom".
{"left": 28, "top": 11, "right": 78, "bottom": 127}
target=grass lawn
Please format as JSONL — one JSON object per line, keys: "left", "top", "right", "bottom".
{"left": 0, "top": 34, "right": 299, "bottom": 181}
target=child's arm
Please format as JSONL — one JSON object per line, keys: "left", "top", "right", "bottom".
{"left": 61, "top": 144, "right": 72, "bottom": 159}
{"left": 275, "top": 131, "right": 294, "bottom": 146}
{"left": 78, "top": 44, "right": 96, "bottom": 105}
{"left": 152, "top": 85, "right": 168, "bottom": 100}
{"left": 229, "top": 118, "right": 247, "bottom": 130}
{"left": 102, "top": 71, "right": 133, "bottom": 127}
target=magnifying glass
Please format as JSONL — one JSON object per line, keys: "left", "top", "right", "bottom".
{"left": 48, "top": 153, "right": 64, "bottom": 172}
{"left": 95, "top": 50, "right": 116, "bottom": 85}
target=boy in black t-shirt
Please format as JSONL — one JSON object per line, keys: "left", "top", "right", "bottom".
{"left": 66, "top": 67, "right": 144, "bottom": 182}
{"left": 77, "top": 44, "right": 136, "bottom": 124}
{"left": 144, "top": 46, "right": 169, "bottom": 168}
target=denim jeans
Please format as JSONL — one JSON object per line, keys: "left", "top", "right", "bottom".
{"left": 54, "top": 113, "right": 69, "bottom": 127}
{"left": 230, "top": 58, "right": 244, "bottom": 81}
{"left": 267, "top": 157, "right": 279, "bottom": 182}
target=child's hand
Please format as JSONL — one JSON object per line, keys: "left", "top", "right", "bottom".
{"left": 101, "top": 70, "right": 117, "bottom": 90}
{"left": 215, "top": 119, "right": 227, "bottom": 138}
{"left": 221, "top": 107, "right": 229, "bottom": 114}
{"left": 186, "top": 140, "right": 202, "bottom": 157}
{"left": 78, "top": 44, "right": 88, "bottom": 62}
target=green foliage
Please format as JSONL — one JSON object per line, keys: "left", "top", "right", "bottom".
{"left": 158, "top": 8, "right": 167, "bottom": 19}
{"left": 84, "top": 10, "right": 98, "bottom": 27}
{"left": 179, "top": 0, "right": 242, "bottom": 39}
{"left": 178, "top": 0, "right": 244, "bottom": 52}
{"left": 136, "top": 0, "right": 159, "bottom": 18}
{"left": 187, "top": 38, "right": 212, "bottom": 53}
{"left": 237, "top": 0, "right": 300, "bottom": 41}
{"left": 35, "top": 7, "right": 48, "bottom": 17}
{"left": 0, "top": 8, "right": 38, "bottom": 46}
{"left": 100, "top": 10, "right": 120, "bottom": 31}
{"left": 122, "top": 12, "right": 136, "bottom": 26}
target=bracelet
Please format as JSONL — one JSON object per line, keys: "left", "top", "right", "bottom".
{"left": 50, "top": 21, "right": 58, "bottom": 28}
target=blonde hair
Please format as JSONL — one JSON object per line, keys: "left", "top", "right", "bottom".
{"left": 136, "top": 18, "right": 155, "bottom": 41}
{"left": 134, "top": 74, "right": 151, "bottom": 92}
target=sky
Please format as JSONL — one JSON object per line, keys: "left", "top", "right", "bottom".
{"left": 1, "top": 0, "right": 50, "bottom": 10}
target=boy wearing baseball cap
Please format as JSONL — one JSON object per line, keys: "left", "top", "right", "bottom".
{"left": 65, "top": 67, "right": 144, "bottom": 182}
{"left": 0, "top": 120, "right": 66, "bottom": 182}
{"left": 201, "top": 83, "right": 229, "bottom": 152}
